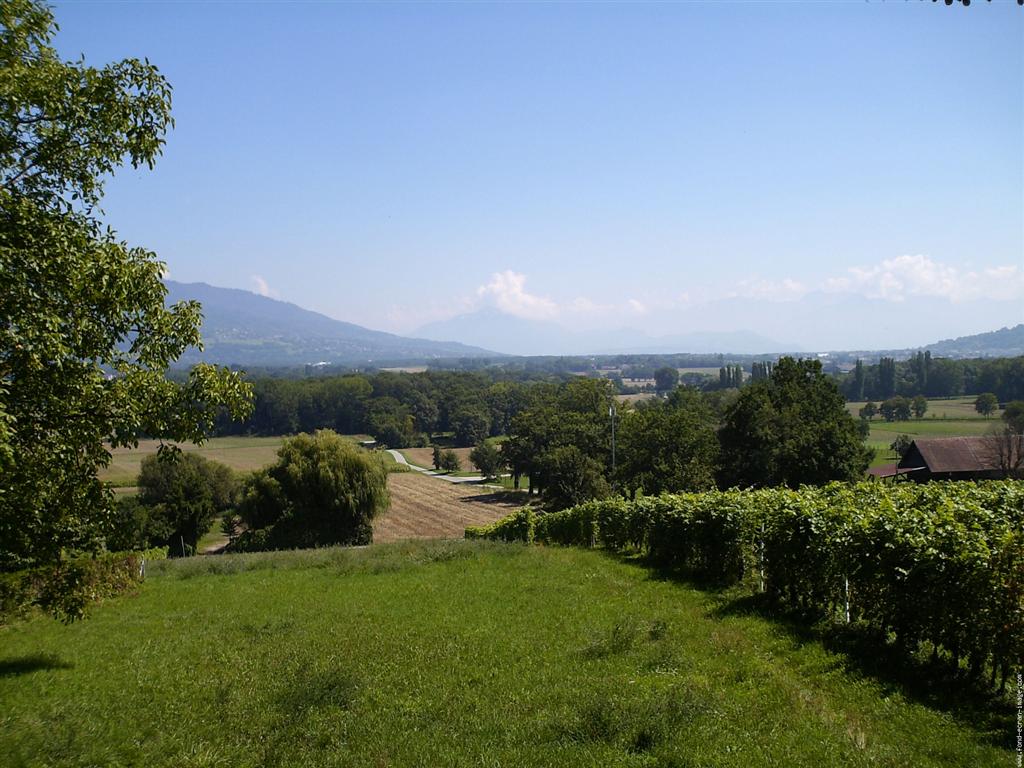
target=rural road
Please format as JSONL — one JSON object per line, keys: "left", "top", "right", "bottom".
{"left": 386, "top": 449, "right": 489, "bottom": 484}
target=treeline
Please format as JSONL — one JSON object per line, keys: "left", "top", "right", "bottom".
{"left": 838, "top": 353, "right": 1024, "bottom": 402}
{"left": 212, "top": 370, "right": 541, "bottom": 447}
{"left": 468, "top": 481, "right": 1024, "bottom": 694}
{"left": 503, "top": 358, "right": 870, "bottom": 507}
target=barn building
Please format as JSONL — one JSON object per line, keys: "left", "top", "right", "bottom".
{"left": 893, "top": 436, "right": 1023, "bottom": 482}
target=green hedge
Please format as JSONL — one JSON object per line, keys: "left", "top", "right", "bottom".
{"left": 465, "top": 507, "right": 536, "bottom": 544}
{"left": 469, "top": 481, "right": 1024, "bottom": 691}
{"left": 0, "top": 548, "right": 167, "bottom": 624}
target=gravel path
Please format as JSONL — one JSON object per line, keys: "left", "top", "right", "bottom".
{"left": 386, "top": 449, "right": 489, "bottom": 484}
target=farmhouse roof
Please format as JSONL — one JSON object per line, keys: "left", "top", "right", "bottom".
{"left": 904, "top": 436, "right": 1011, "bottom": 474}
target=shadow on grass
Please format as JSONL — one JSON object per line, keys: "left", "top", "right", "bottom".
{"left": 0, "top": 653, "right": 73, "bottom": 678}
{"left": 602, "top": 549, "right": 1014, "bottom": 752}
{"left": 458, "top": 490, "right": 530, "bottom": 506}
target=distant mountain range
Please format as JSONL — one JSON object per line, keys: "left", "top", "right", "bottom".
{"left": 923, "top": 324, "right": 1024, "bottom": 358}
{"left": 164, "top": 281, "right": 497, "bottom": 366}
{"left": 164, "top": 281, "right": 1024, "bottom": 367}
{"left": 415, "top": 309, "right": 801, "bottom": 356}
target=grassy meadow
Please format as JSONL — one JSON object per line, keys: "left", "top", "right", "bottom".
{"left": 0, "top": 542, "right": 1011, "bottom": 768}
{"left": 842, "top": 397, "right": 1004, "bottom": 467}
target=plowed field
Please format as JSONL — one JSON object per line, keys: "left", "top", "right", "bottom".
{"left": 374, "top": 472, "right": 525, "bottom": 542}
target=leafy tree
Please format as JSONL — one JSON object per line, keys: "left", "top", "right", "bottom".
{"left": 878, "top": 357, "right": 897, "bottom": 399}
{"left": 469, "top": 442, "right": 504, "bottom": 480}
{"left": 136, "top": 453, "right": 237, "bottom": 556}
{"left": 439, "top": 449, "right": 461, "bottom": 473}
{"left": 974, "top": 392, "right": 998, "bottom": 417}
{"left": 1002, "top": 400, "right": 1024, "bottom": 435}
{"left": 890, "top": 434, "right": 913, "bottom": 459}
{"left": 0, "top": 1, "right": 252, "bottom": 572}
{"left": 538, "top": 445, "right": 610, "bottom": 511}
{"left": 235, "top": 430, "right": 388, "bottom": 550}
{"left": 368, "top": 397, "right": 418, "bottom": 448}
{"left": 653, "top": 366, "right": 679, "bottom": 394}
{"left": 615, "top": 392, "right": 718, "bottom": 496}
{"left": 432, "top": 444, "right": 443, "bottom": 471}
{"left": 452, "top": 407, "right": 490, "bottom": 448}
{"left": 859, "top": 401, "right": 877, "bottom": 421}
{"left": 911, "top": 395, "right": 928, "bottom": 419}
{"left": 718, "top": 357, "right": 871, "bottom": 488}
{"left": 880, "top": 396, "right": 911, "bottom": 422}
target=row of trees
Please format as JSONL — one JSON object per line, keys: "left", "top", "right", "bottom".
{"left": 841, "top": 353, "right": 1024, "bottom": 402}
{"left": 213, "top": 371, "right": 537, "bottom": 449}
{"left": 205, "top": 352, "right": 1024, "bottom": 454}
{"left": 502, "top": 358, "right": 871, "bottom": 510}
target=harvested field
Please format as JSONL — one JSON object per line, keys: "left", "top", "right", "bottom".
{"left": 400, "top": 446, "right": 474, "bottom": 469}
{"left": 374, "top": 472, "right": 525, "bottom": 542}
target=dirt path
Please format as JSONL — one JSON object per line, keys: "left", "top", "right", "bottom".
{"left": 373, "top": 472, "right": 526, "bottom": 543}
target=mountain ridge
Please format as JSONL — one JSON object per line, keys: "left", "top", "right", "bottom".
{"left": 164, "top": 281, "right": 498, "bottom": 366}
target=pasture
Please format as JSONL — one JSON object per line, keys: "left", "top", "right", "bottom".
{"left": 866, "top": 419, "right": 997, "bottom": 466}
{"left": 0, "top": 541, "right": 1009, "bottom": 767}
{"left": 845, "top": 396, "right": 993, "bottom": 421}
{"left": 99, "top": 436, "right": 286, "bottom": 487}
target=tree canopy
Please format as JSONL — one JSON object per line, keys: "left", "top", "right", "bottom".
{"left": 236, "top": 430, "right": 389, "bottom": 550}
{"left": 718, "top": 357, "right": 871, "bottom": 488}
{"left": 0, "top": 0, "right": 251, "bottom": 570}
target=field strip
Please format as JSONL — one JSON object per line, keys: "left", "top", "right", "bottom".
{"left": 373, "top": 472, "right": 525, "bottom": 543}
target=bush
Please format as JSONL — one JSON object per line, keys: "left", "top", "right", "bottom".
{"left": 235, "top": 430, "right": 389, "bottom": 551}
{"left": 465, "top": 507, "right": 535, "bottom": 543}
{"left": 0, "top": 548, "right": 166, "bottom": 624}
{"left": 439, "top": 449, "right": 461, "bottom": 473}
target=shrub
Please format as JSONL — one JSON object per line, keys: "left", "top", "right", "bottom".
{"left": 439, "top": 449, "right": 461, "bottom": 473}
{"left": 0, "top": 548, "right": 166, "bottom": 624}
{"left": 465, "top": 507, "right": 535, "bottom": 543}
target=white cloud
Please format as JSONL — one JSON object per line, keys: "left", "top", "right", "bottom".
{"left": 627, "top": 298, "right": 648, "bottom": 315}
{"left": 250, "top": 274, "right": 278, "bottom": 298}
{"left": 476, "top": 271, "right": 559, "bottom": 320}
{"left": 823, "top": 255, "right": 1024, "bottom": 303}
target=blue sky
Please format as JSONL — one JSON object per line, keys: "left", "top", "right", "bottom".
{"left": 53, "top": 1, "right": 1022, "bottom": 350}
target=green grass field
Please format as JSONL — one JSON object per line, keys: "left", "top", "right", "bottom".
{"left": 846, "top": 396, "right": 996, "bottom": 421}
{"left": 0, "top": 542, "right": 1009, "bottom": 767}
{"left": 843, "top": 397, "right": 1001, "bottom": 468}
{"left": 866, "top": 419, "right": 997, "bottom": 467}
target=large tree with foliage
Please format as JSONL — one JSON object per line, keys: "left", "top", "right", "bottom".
{"left": 615, "top": 390, "right": 719, "bottom": 496}
{"left": 136, "top": 453, "right": 237, "bottom": 556}
{"left": 236, "top": 430, "right": 389, "bottom": 549}
{"left": 718, "top": 357, "right": 871, "bottom": 488}
{"left": 0, "top": 0, "right": 252, "bottom": 571}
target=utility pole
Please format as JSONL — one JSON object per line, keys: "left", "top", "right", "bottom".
{"left": 609, "top": 403, "right": 617, "bottom": 489}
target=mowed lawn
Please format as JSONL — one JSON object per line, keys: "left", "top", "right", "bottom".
{"left": 0, "top": 542, "right": 1009, "bottom": 768}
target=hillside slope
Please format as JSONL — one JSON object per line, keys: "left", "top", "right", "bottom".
{"left": 164, "top": 281, "right": 497, "bottom": 366}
